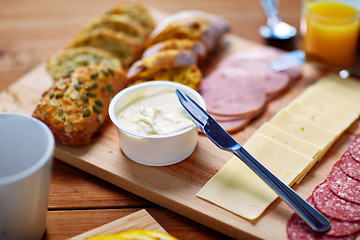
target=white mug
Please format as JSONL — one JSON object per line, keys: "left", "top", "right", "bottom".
{"left": 0, "top": 113, "right": 55, "bottom": 240}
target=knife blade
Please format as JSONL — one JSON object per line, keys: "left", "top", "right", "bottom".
{"left": 175, "top": 88, "right": 330, "bottom": 232}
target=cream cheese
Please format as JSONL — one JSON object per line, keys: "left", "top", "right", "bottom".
{"left": 116, "top": 91, "right": 194, "bottom": 135}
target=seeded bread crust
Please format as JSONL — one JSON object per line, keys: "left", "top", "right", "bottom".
{"left": 68, "top": 28, "right": 143, "bottom": 68}
{"left": 33, "top": 66, "right": 127, "bottom": 146}
{"left": 46, "top": 46, "right": 122, "bottom": 80}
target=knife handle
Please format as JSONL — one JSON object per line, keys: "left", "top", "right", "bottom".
{"left": 232, "top": 146, "right": 330, "bottom": 232}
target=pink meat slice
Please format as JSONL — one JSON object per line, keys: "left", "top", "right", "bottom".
{"left": 327, "top": 161, "right": 360, "bottom": 204}
{"left": 286, "top": 197, "right": 357, "bottom": 240}
{"left": 340, "top": 150, "right": 360, "bottom": 181}
{"left": 218, "top": 56, "right": 291, "bottom": 99}
{"left": 349, "top": 134, "right": 360, "bottom": 162}
{"left": 199, "top": 67, "right": 266, "bottom": 117}
{"left": 312, "top": 180, "right": 360, "bottom": 222}
{"left": 218, "top": 117, "right": 251, "bottom": 133}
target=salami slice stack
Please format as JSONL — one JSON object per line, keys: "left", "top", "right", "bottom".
{"left": 286, "top": 133, "right": 360, "bottom": 240}
{"left": 198, "top": 46, "right": 302, "bottom": 133}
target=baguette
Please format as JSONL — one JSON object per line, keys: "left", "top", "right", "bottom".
{"left": 131, "top": 65, "right": 202, "bottom": 90}
{"left": 147, "top": 10, "right": 229, "bottom": 51}
{"left": 127, "top": 49, "right": 198, "bottom": 82}
{"left": 141, "top": 38, "right": 207, "bottom": 62}
{"left": 33, "top": 66, "right": 127, "bottom": 146}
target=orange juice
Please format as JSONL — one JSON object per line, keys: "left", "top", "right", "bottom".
{"left": 303, "top": 1, "right": 360, "bottom": 67}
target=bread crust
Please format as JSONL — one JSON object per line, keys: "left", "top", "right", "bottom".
{"left": 131, "top": 65, "right": 202, "bottom": 90}
{"left": 33, "top": 66, "right": 127, "bottom": 146}
{"left": 147, "top": 11, "right": 229, "bottom": 51}
{"left": 127, "top": 49, "right": 198, "bottom": 82}
{"left": 46, "top": 46, "right": 122, "bottom": 80}
{"left": 78, "top": 14, "right": 149, "bottom": 43}
{"left": 142, "top": 39, "right": 207, "bottom": 62}
{"left": 107, "top": 3, "right": 155, "bottom": 33}
{"left": 68, "top": 28, "right": 143, "bottom": 68}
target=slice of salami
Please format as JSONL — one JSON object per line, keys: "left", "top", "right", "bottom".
{"left": 312, "top": 181, "right": 360, "bottom": 222}
{"left": 327, "top": 161, "right": 360, "bottom": 204}
{"left": 349, "top": 134, "right": 360, "bottom": 162}
{"left": 287, "top": 197, "right": 358, "bottom": 239}
{"left": 199, "top": 67, "right": 266, "bottom": 117}
{"left": 340, "top": 150, "right": 360, "bottom": 181}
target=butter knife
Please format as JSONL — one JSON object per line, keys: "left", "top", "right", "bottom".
{"left": 269, "top": 49, "right": 360, "bottom": 79}
{"left": 175, "top": 88, "right": 330, "bottom": 232}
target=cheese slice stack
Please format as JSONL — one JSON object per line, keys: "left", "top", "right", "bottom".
{"left": 197, "top": 74, "right": 360, "bottom": 220}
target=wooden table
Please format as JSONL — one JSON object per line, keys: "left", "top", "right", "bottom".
{"left": 0, "top": 0, "right": 301, "bottom": 239}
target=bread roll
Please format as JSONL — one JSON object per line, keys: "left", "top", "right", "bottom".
{"left": 142, "top": 38, "right": 207, "bottom": 62}
{"left": 46, "top": 46, "right": 122, "bottom": 80}
{"left": 33, "top": 66, "right": 127, "bottom": 146}
{"left": 127, "top": 49, "right": 198, "bottom": 82}
{"left": 146, "top": 10, "right": 229, "bottom": 51}
{"left": 132, "top": 65, "right": 202, "bottom": 90}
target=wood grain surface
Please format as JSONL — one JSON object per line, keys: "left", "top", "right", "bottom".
{"left": 4, "top": 0, "right": 358, "bottom": 240}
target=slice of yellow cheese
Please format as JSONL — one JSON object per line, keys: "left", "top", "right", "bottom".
{"left": 295, "top": 95, "right": 359, "bottom": 124}
{"left": 197, "top": 134, "right": 312, "bottom": 220}
{"left": 313, "top": 74, "right": 360, "bottom": 103}
{"left": 270, "top": 109, "right": 337, "bottom": 149}
{"left": 250, "top": 122, "right": 321, "bottom": 160}
{"left": 300, "top": 84, "right": 360, "bottom": 113}
{"left": 286, "top": 102, "right": 347, "bottom": 134}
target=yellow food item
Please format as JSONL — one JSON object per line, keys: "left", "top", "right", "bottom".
{"left": 303, "top": 1, "right": 360, "bottom": 67}
{"left": 83, "top": 230, "right": 177, "bottom": 240}
{"left": 131, "top": 65, "right": 202, "bottom": 90}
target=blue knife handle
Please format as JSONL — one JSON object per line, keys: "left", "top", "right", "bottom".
{"left": 232, "top": 146, "right": 330, "bottom": 232}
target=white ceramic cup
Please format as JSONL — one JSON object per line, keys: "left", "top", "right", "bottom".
{"left": 0, "top": 113, "right": 55, "bottom": 240}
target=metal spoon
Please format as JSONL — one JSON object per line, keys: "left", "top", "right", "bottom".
{"left": 259, "top": 0, "right": 297, "bottom": 40}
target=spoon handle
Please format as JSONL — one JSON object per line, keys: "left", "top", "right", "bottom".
{"left": 259, "top": 0, "right": 281, "bottom": 27}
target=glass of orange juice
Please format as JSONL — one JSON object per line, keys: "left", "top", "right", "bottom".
{"left": 301, "top": 0, "right": 360, "bottom": 68}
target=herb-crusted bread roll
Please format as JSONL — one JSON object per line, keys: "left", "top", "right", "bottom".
{"left": 46, "top": 46, "right": 122, "bottom": 80}
{"left": 68, "top": 28, "right": 143, "bottom": 68}
{"left": 33, "top": 66, "right": 127, "bottom": 146}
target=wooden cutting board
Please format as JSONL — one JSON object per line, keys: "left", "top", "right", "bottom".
{"left": 69, "top": 209, "right": 166, "bottom": 240}
{"left": 1, "top": 12, "right": 359, "bottom": 240}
